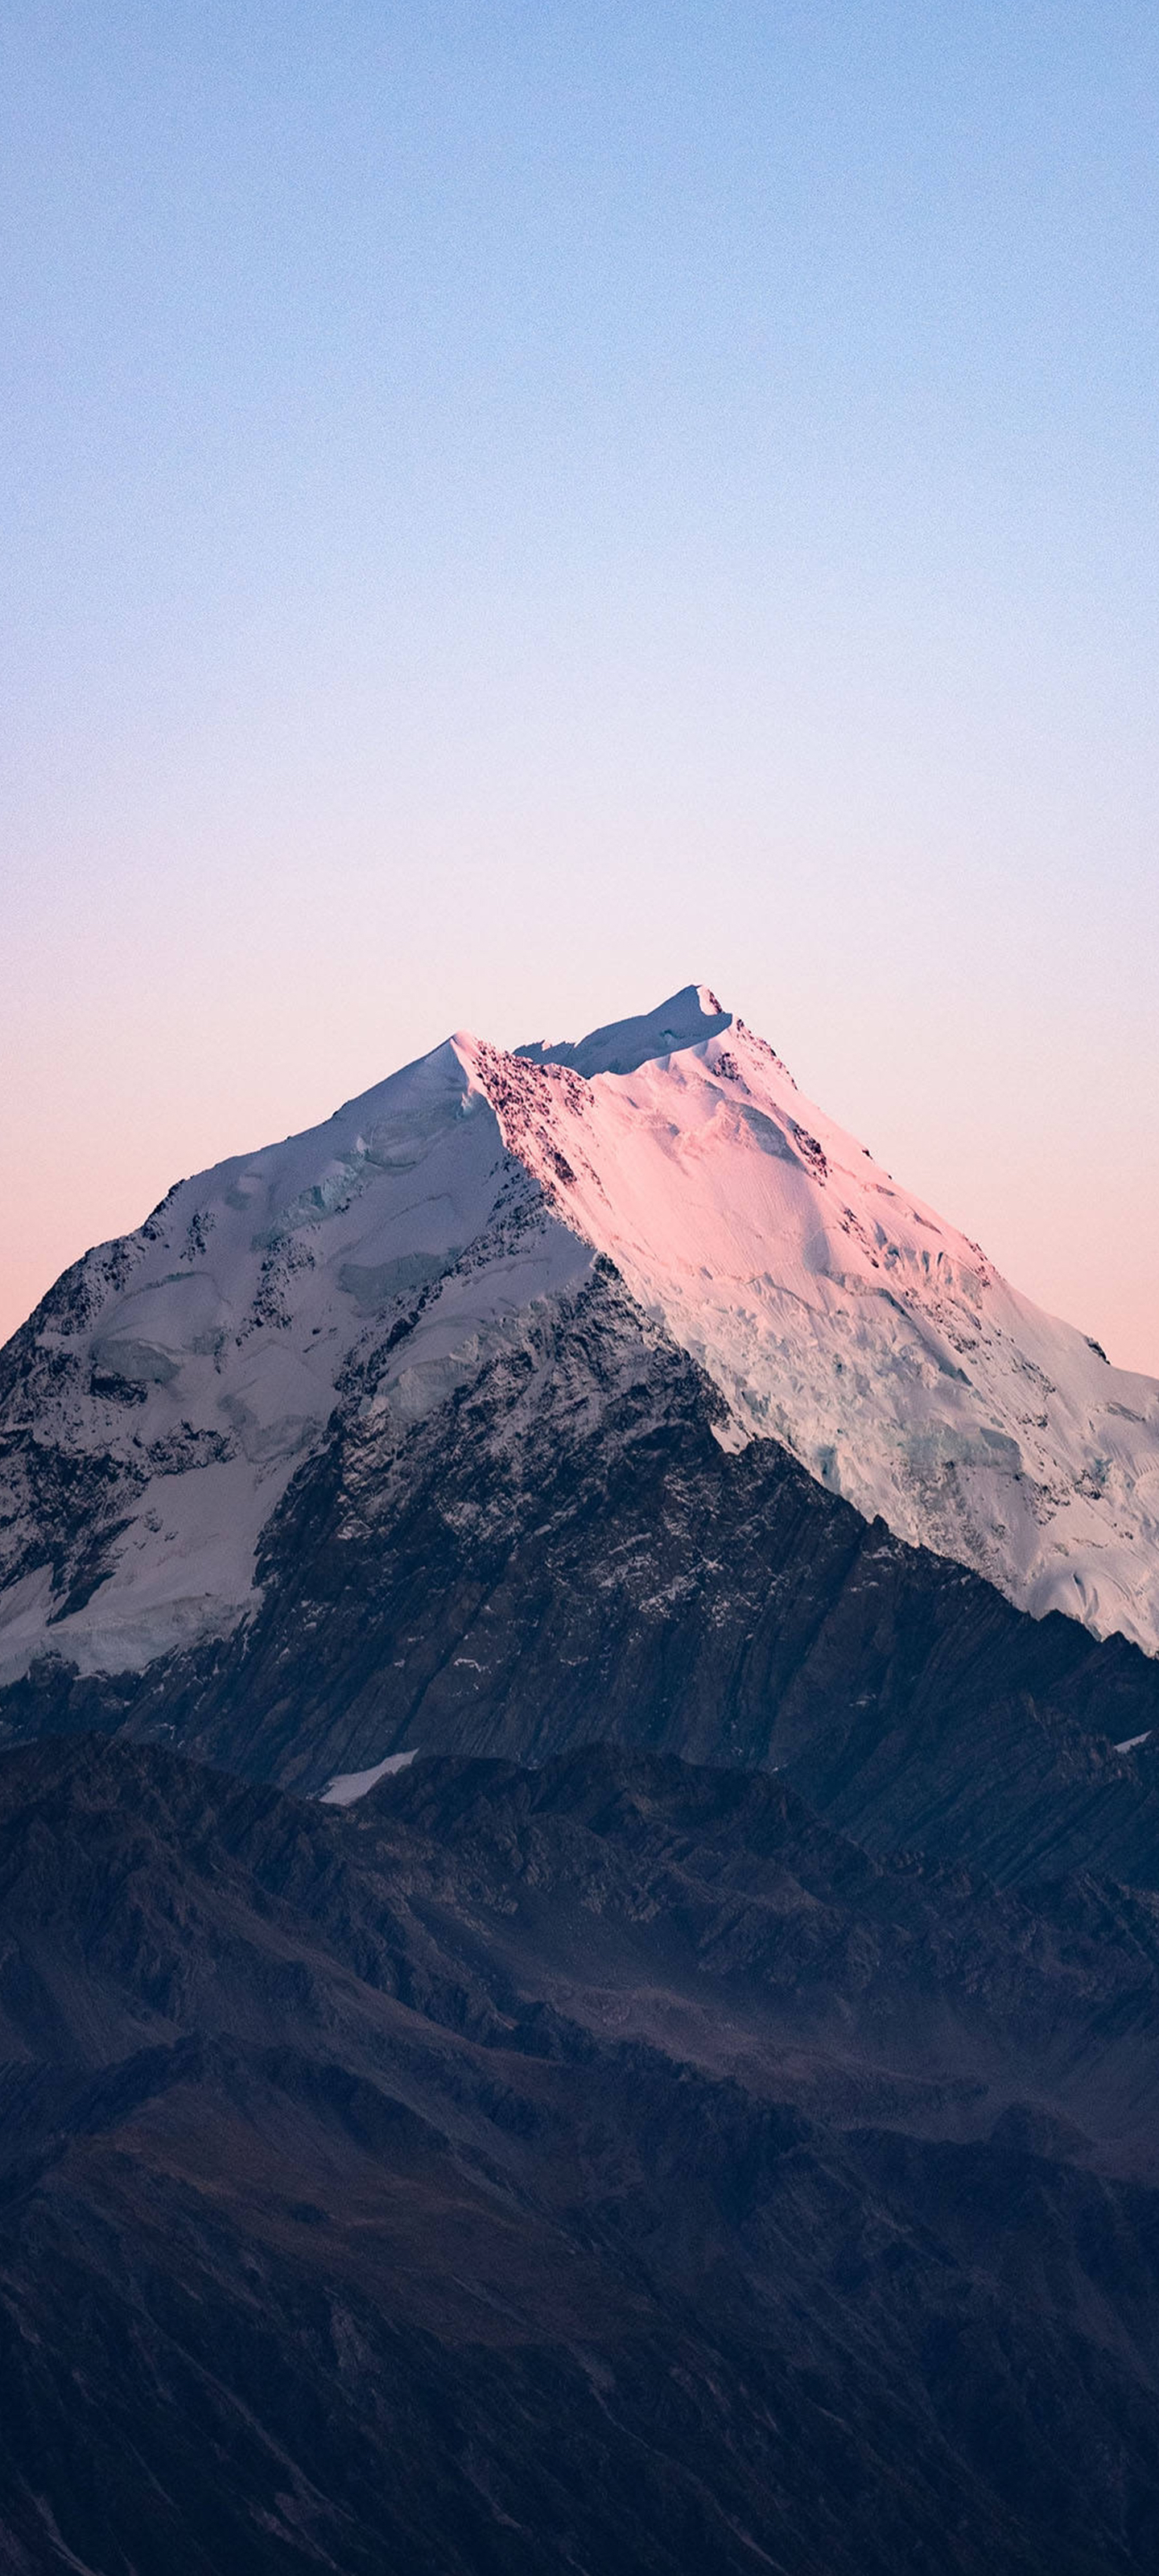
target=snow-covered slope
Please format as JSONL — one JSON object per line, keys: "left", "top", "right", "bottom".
{"left": 2, "top": 983, "right": 1157, "bottom": 1683}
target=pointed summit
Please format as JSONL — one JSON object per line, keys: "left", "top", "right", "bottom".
{"left": 517, "top": 983, "right": 732, "bottom": 1080}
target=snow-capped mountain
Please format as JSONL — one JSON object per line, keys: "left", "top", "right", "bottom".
{"left": 7, "top": 995, "right": 1159, "bottom": 2576}
{"left": 2, "top": 982, "right": 1157, "bottom": 1703}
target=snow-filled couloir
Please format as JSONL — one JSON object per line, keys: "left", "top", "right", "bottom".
{"left": 2, "top": 981, "right": 1157, "bottom": 1684}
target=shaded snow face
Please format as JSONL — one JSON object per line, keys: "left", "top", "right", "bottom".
{"left": 516, "top": 981, "right": 731, "bottom": 1079}
{"left": 0, "top": 1034, "right": 593, "bottom": 1681}
{"left": 2, "top": 981, "right": 1159, "bottom": 1680}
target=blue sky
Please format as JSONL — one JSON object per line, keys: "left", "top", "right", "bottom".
{"left": 2, "top": 2, "right": 1157, "bottom": 1366}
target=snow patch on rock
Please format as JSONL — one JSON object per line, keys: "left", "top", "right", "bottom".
{"left": 320, "top": 1748, "right": 419, "bottom": 1804}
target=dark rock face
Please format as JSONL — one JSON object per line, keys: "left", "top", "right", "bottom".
{"left": 2, "top": 1732, "right": 1159, "bottom": 2574}
{"left": 6, "top": 1273, "right": 1159, "bottom": 1888}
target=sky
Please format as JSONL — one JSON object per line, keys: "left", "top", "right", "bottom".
{"left": 2, "top": 0, "right": 1157, "bottom": 1373}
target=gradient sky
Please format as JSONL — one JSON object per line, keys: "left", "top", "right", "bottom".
{"left": 2, "top": 1, "right": 1157, "bottom": 1372}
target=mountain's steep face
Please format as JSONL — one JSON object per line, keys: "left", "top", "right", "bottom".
{"left": 2, "top": 985, "right": 1157, "bottom": 1725}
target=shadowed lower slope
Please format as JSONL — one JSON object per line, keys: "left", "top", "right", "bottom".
{"left": 2, "top": 1733, "right": 1159, "bottom": 2574}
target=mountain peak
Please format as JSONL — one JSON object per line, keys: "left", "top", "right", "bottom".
{"left": 2, "top": 980, "right": 1158, "bottom": 1698}
{"left": 516, "top": 982, "right": 732, "bottom": 1080}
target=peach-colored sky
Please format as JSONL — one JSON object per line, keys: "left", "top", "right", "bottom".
{"left": 3, "top": 818, "right": 1157, "bottom": 1377}
{"left": 2, "top": 6, "right": 1157, "bottom": 1377}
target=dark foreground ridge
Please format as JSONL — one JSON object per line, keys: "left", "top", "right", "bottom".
{"left": 2, "top": 1732, "right": 1159, "bottom": 2575}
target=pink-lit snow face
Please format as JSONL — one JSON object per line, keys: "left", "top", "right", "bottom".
{"left": 3, "top": 952, "right": 1157, "bottom": 1386}
{"left": 454, "top": 1002, "right": 1159, "bottom": 1658}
